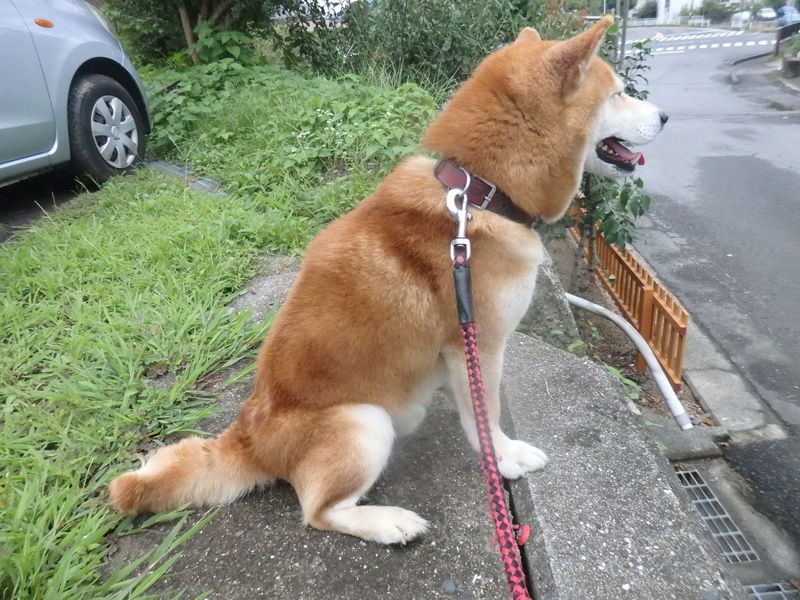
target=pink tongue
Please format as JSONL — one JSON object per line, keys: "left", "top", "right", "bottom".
{"left": 606, "top": 138, "right": 644, "bottom": 165}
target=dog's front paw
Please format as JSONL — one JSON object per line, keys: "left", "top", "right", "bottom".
{"left": 357, "top": 506, "right": 430, "bottom": 545}
{"left": 496, "top": 439, "right": 548, "bottom": 479}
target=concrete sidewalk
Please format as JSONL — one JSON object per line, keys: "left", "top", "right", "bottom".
{"left": 106, "top": 259, "right": 747, "bottom": 599}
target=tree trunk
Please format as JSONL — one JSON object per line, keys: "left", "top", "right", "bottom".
{"left": 178, "top": 2, "right": 200, "bottom": 65}
{"left": 198, "top": 0, "right": 210, "bottom": 24}
{"left": 209, "top": 0, "right": 236, "bottom": 26}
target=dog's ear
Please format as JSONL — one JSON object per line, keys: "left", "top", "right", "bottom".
{"left": 516, "top": 27, "right": 542, "bottom": 44}
{"left": 546, "top": 16, "right": 613, "bottom": 97}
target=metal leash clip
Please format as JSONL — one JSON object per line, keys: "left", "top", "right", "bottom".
{"left": 447, "top": 187, "right": 472, "bottom": 263}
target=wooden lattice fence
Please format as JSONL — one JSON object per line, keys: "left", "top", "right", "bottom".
{"left": 570, "top": 226, "right": 690, "bottom": 390}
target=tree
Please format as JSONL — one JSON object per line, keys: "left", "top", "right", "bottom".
{"left": 636, "top": 0, "right": 658, "bottom": 18}
{"left": 103, "top": 0, "right": 270, "bottom": 64}
{"left": 177, "top": 0, "right": 235, "bottom": 64}
{"left": 699, "top": 0, "right": 732, "bottom": 22}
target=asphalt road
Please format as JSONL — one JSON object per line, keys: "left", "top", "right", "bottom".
{"left": 628, "top": 26, "right": 800, "bottom": 549}
{"left": 628, "top": 27, "right": 800, "bottom": 427}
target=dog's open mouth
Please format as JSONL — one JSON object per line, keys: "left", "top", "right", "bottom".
{"left": 596, "top": 137, "right": 645, "bottom": 172}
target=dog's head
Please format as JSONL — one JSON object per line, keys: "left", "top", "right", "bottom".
{"left": 423, "top": 17, "right": 667, "bottom": 222}
{"left": 583, "top": 67, "right": 668, "bottom": 180}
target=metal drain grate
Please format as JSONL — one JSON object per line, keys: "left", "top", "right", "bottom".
{"left": 745, "top": 582, "right": 800, "bottom": 600}
{"left": 675, "top": 468, "right": 759, "bottom": 563}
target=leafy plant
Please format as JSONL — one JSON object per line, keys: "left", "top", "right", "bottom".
{"left": 636, "top": 0, "right": 658, "bottom": 18}
{"left": 574, "top": 30, "right": 654, "bottom": 250}
{"left": 102, "top": 0, "right": 270, "bottom": 64}
{"left": 567, "top": 338, "right": 588, "bottom": 355}
{"left": 699, "top": 0, "right": 734, "bottom": 23}
{"left": 580, "top": 174, "right": 651, "bottom": 249}
{"left": 618, "top": 39, "right": 653, "bottom": 100}
{"left": 193, "top": 22, "right": 258, "bottom": 65}
{"left": 139, "top": 62, "right": 436, "bottom": 249}
{"left": 603, "top": 364, "right": 644, "bottom": 400}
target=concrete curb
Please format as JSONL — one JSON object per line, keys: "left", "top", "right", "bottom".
{"left": 503, "top": 333, "right": 747, "bottom": 600}
{"left": 728, "top": 52, "right": 800, "bottom": 97}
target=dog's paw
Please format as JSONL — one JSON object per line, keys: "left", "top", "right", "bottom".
{"left": 324, "top": 505, "right": 429, "bottom": 545}
{"left": 363, "top": 506, "right": 430, "bottom": 545}
{"left": 496, "top": 439, "right": 548, "bottom": 479}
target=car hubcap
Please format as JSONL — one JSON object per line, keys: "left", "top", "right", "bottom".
{"left": 90, "top": 95, "right": 138, "bottom": 169}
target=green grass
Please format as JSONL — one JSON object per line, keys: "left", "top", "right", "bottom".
{"left": 144, "top": 61, "right": 437, "bottom": 248}
{"left": 0, "top": 171, "right": 277, "bottom": 598}
{"left": 1, "top": 63, "right": 436, "bottom": 599}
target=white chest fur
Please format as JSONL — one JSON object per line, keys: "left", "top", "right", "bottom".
{"left": 485, "top": 230, "right": 544, "bottom": 339}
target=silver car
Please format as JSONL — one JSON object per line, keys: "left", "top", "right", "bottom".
{"left": 0, "top": 0, "right": 150, "bottom": 187}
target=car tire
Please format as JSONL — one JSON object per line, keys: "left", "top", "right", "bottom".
{"left": 67, "top": 74, "right": 146, "bottom": 184}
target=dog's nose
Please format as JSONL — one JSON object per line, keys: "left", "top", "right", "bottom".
{"left": 659, "top": 111, "right": 669, "bottom": 127}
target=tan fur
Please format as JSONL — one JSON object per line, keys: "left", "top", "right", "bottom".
{"left": 109, "top": 17, "right": 664, "bottom": 544}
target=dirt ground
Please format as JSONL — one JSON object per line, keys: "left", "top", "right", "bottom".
{"left": 545, "top": 235, "right": 711, "bottom": 425}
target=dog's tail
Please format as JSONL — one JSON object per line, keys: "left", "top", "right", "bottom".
{"left": 109, "top": 422, "right": 270, "bottom": 514}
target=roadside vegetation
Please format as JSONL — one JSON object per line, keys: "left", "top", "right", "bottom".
{"left": 1, "top": 2, "right": 658, "bottom": 598}
{"left": 1, "top": 172, "right": 272, "bottom": 598}
{"left": 0, "top": 59, "right": 433, "bottom": 600}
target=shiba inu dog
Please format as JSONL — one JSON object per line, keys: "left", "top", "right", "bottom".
{"left": 109, "top": 16, "right": 666, "bottom": 545}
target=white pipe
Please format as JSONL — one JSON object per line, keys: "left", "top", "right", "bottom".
{"left": 565, "top": 293, "right": 693, "bottom": 430}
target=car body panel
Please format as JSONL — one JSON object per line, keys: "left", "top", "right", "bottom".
{"left": 0, "top": 2, "right": 58, "bottom": 172}
{"left": 756, "top": 7, "right": 777, "bottom": 20}
{"left": 0, "top": 0, "right": 149, "bottom": 187}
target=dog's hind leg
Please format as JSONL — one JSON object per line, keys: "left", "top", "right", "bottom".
{"left": 291, "top": 403, "right": 429, "bottom": 545}
{"left": 441, "top": 345, "right": 548, "bottom": 479}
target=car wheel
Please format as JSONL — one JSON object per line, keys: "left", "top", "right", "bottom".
{"left": 68, "top": 74, "right": 146, "bottom": 184}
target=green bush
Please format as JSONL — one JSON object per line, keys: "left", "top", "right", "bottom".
{"left": 102, "top": 0, "right": 272, "bottom": 64}
{"left": 699, "top": 0, "right": 733, "bottom": 22}
{"left": 574, "top": 32, "right": 654, "bottom": 249}
{"left": 140, "top": 62, "right": 437, "bottom": 248}
{"left": 791, "top": 33, "right": 800, "bottom": 57}
{"left": 273, "top": 0, "right": 577, "bottom": 98}
{"left": 102, "top": 0, "right": 184, "bottom": 63}
{"left": 636, "top": 0, "right": 657, "bottom": 18}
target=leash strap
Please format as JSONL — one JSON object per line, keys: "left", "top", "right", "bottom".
{"left": 450, "top": 190, "right": 533, "bottom": 600}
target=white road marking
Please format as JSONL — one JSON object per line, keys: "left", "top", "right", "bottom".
{"left": 646, "top": 35, "right": 775, "bottom": 55}
{"left": 627, "top": 30, "right": 745, "bottom": 44}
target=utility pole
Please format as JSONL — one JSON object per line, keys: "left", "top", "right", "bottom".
{"left": 618, "top": 0, "right": 630, "bottom": 68}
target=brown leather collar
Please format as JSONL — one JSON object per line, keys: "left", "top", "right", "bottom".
{"left": 434, "top": 159, "right": 536, "bottom": 227}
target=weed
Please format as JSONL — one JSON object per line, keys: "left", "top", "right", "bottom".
{"left": 567, "top": 339, "right": 588, "bottom": 355}
{"left": 271, "top": 0, "right": 578, "bottom": 100}
{"left": 603, "top": 364, "right": 644, "bottom": 400}
{"left": 141, "top": 63, "right": 435, "bottom": 247}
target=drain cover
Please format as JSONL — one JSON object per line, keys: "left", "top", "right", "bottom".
{"left": 744, "top": 582, "right": 800, "bottom": 600}
{"left": 675, "top": 468, "right": 759, "bottom": 563}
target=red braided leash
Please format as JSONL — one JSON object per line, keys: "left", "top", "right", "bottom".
{"left": 447, "top": 181, "right": 533, "bottom": 600}
{"left": 461, "top": 319, "right": 532, "bottom": 600}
